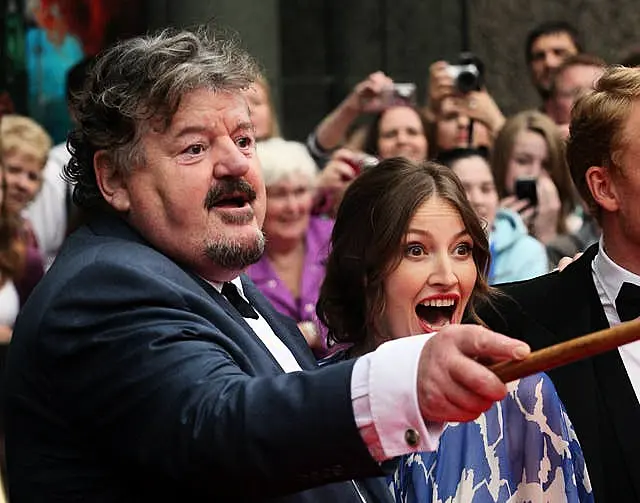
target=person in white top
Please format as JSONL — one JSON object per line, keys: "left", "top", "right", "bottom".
{"left": 26, "top": 142, "right": 70, "bottom": 270}
{"left": 4, "top": 28, "right": 530, "bottom": 503}
{"left": 478, "top": 65, "right": 640, "bottom": 503}
{"left": 0, "top": 166, "right": 20, "bottom": 341}
{"left": 27, "top": 56, "right": 94, "bottom": 269}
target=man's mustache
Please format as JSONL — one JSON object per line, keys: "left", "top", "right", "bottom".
{"left": 204, "top": 178, "right": 257, "bottom": 210}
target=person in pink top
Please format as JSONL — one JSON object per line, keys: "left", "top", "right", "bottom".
{"left": 246, "top": 137, "right": 332, "bottom": 356}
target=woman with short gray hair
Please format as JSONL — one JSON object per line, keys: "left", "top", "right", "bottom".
{"left": 247, "top": 137, "right": 331, "bottom": 356}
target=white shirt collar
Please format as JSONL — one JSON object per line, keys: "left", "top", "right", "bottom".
{"left": 593, "top": 236, "right": 640, "bottom": 302}
{"left": 203, "top": 274, "right": 302, "bottom": 373}
{"left": 207, "top": 276, "right": 246, "bottom": 298}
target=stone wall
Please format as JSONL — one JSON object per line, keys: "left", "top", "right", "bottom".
{"left": 280, "top": 0, "right": 640, "bottom": 140}
{"left": 145, "top": 0, "right": 640, "bottom": 141}
{"left": 469, "top": 0, "right": 640, "bottom": 115}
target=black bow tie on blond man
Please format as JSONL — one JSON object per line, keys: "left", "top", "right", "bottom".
{"left": 221, "top": 282, "right": 259, "bottom": 319}
{"left": 616, "top": 282, "right": 640, "bottom": 323}
{"left": 489, "top": 282, "right": 640, "bottom": 383}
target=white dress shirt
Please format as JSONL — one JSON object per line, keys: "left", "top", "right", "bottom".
{"left": 0, "top": 280, "right": 20, "bottom": 327}
{"left": 591, "top": 239, "right": 640, "bottom": 403}
{"left": 209, "top": 276, "right": 441, "bottom": 461}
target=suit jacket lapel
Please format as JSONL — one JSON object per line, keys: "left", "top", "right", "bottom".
{"left": 184, "top": 273, "right": 286, "bottom": 374}
{"left": 592, "top": 349, "right": 640, "bottom": 498}
{"left": 564, "top": 244, "right": 640, "bottom": 498}
{"left": 557, "top": 244, "right": 608, "bottom": 336}
{"left": 531, "top": 245, "right": 609, "bottom": 498}
{"left": 89, "top": 216, "right": 316, "bottom": 372}
{"left": 579, "top": 244, "right": 640, "bottom": 497}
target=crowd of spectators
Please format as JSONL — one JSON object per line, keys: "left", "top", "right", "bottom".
{"left": 0, "top": 18, "right": 638, "bottom": 503}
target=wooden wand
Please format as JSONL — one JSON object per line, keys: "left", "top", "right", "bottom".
{"left": 489, "top": 317, "right": 640, "bottom": 383}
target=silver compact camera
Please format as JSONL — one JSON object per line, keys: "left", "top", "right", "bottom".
{"left": 447, "top": 52, "right": 484, "bottom": 94}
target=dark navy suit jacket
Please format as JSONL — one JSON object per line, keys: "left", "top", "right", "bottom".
{"left": 477, "top": 244, "right": 640, "bottom": 503}
{"left": 4, "top": 215, "right": 389, "bottom": 502}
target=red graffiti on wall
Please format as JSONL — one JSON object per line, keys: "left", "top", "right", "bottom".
{"left": 32, "top": 0, "right": 140, "bottom": 55}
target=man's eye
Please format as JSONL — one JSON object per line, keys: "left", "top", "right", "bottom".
{"left": 236, "top": 136, "right": 254, "bottom": 149}
{"left": 184, "top": 144, "right": 205, "bottom": 155}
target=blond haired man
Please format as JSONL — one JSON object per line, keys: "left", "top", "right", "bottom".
{"left": 481, "top": 65, "right": 640, "bottom": 503}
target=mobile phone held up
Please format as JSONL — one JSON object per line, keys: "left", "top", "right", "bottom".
{"left": 515, "top": 178, "right": 538, "bottom": 207}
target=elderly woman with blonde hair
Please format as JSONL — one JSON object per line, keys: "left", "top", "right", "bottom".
{"left": 246, "top": 137, "right": 331, "bottom": 356}
{"left": 0, "top": 114, "right": 51, "bottom": 307}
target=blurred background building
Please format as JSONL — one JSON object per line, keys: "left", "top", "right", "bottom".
{"left": 1, "top": 0, "right": 640, "bottom": 143}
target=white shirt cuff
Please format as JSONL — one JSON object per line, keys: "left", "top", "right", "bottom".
{"left": 351, "top": 334, "right": 444, "bottom": 461}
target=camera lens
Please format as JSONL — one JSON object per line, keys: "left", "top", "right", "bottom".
{"left": 456, "top": 68, "right": 480, "bottom": 94}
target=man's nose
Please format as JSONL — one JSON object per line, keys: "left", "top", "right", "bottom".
{"left": 545, "top": 53, "right": 561, "bottom": 69}
{"left": 213, "top": 138, "right": 251, "bottom": 178}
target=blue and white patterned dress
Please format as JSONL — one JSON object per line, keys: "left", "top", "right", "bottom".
{"left": 391, "top": 373, "right": 593, "bottom": 503}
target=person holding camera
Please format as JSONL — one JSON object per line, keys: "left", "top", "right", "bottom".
{"left": 309, "top": 71, "right": 429, "bottom": 217}
{"left": 425, "top": 56, "right": 505, "bottom": 158}
{"left": 306, "top": 71, "right": 395, "bottom": 163}
{"left": 312, "top": 99, "right": 430, "bottom": 219}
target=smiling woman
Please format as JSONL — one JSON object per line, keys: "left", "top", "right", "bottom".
{"left": 245, "top": 137, "right": 330, "bottom": 356}
{"left": 317, "top": 157, "right": 593, "bottom": 502}
{"left": 0, "top": 115, "right": 48, "bottom": 307}
{"left": 362, "top": 105, "right": 430, "bottom": 163}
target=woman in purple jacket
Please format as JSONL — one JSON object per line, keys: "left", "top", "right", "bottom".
{"left": 246, "top": 137, "right": 331, "bottom": 356}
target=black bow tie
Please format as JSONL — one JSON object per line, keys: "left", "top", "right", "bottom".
{"left": 615, "top": 282, "right": 640, "bottom": 322}
{"left": 222, "top": 282, "right": 259, "bottom": 319}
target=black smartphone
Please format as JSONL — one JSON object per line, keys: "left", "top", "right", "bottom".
{"left": 515, "top": 178, "right": 538, "bottom": 207}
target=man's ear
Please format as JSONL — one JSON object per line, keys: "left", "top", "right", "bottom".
{"left": 585, "top": 165, "right": 620, "bottom": 213}
{"left": 94, "top": 150, "right": 130, "bottom": 212}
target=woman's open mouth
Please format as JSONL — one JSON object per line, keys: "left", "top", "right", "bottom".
{"left": 415, "top": 296, "right": 459, "bottom": 332}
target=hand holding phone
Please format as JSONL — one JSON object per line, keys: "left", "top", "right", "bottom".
{"left": 515, "top": 177, "right": 538, "bottom": 208}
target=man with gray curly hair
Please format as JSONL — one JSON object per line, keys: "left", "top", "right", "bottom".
{"left": 4, "top": 28, "right": 530, "bottom": 502}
